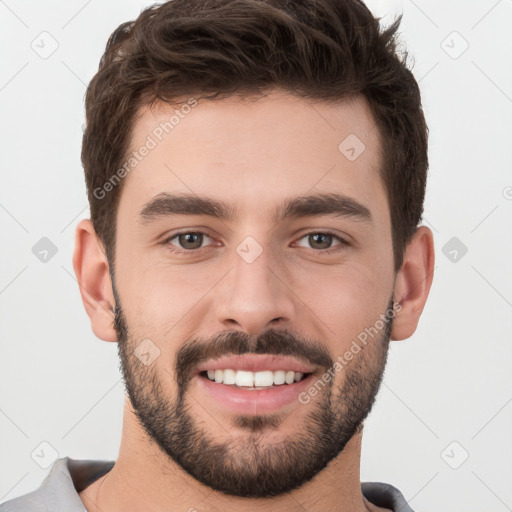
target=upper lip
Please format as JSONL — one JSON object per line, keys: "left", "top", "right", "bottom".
{"left": 195, "top": 354, "right": 317, "bottom": 375}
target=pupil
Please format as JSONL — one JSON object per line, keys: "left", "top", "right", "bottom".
{"left": 180, "top": 233, "right": 201, "bottom": 249}
{"left": 311, "top": 233, "right": 331, "bottom": 249}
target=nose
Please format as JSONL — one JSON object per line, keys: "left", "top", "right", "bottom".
{"left": 215, "top": 240, "right": 296, "bottom": 336}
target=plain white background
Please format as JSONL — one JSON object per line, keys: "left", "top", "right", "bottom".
{"left": 1, "top": 1, "right": 511, "bottom": 510}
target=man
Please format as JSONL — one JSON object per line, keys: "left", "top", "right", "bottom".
{"left": 0, "top": 0, "right": 434, "bottom": 510}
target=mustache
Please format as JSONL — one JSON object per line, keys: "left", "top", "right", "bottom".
{"left": 175, "top": 328, "right": 334, "bottom": 389}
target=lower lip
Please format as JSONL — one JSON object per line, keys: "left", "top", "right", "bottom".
{"left": 195, "top": 373, "right": 315, "bottom": 415}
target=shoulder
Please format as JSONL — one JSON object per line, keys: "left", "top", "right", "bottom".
{"left": 361, "top": 481, "right": 415, "bottom": 512}
{"left": 0, "top": 457, "right": 113, "bottom": 512}
{"left": 0, "top": 458, "right": 77, "bottom": 511}
{"left": 0, "top": 490, "right": 47, "bottom": 512}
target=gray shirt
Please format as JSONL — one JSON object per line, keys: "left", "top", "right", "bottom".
{"left": 0, "top": 457, "right": 415, "bottom": 511}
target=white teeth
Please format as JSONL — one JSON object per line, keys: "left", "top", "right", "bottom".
{"left": 235, "top": 370, "right": 254, "bottom": 387}
{"left": 203, "top": 369, "right": 308, "bottom": 387}
{"left": 273, "top": 370, "right": 286, "bottom": 385}
{"left": 223, "top": 369, "right": 236, "bottom": 385}
{"left": 254, "top": 371, "right": 273, "bottom": 387}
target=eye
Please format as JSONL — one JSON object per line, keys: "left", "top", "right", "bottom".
{"left": 164, "top": 231, "right": 217, "bottom": 254}
{"left": 294, "top": 231, "right": 350, "bottom": 254}
{"left": 162, "top": 230, "right": 350, "bottom": 255}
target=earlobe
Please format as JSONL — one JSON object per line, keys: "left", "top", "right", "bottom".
{"left": 390, "top": 226, "right": 435, "bottom": 341}
{"left": 72, "top": 219, "right": 118, "bottom": 342}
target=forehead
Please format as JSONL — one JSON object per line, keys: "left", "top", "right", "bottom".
{"left": 118, "top": 90, "right": 387, "bottom": 225}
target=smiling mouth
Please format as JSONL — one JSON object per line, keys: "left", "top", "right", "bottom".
{"left": 198, "top": 369, "right": 312, "bottom": 389}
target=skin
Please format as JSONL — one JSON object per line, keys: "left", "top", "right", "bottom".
{"left": 73, "top": 89, "right": 434, "bottom": 512}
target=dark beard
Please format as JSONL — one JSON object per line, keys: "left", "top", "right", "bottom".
{"left": 112, "top": 277, "right": 393, "bottom": 498}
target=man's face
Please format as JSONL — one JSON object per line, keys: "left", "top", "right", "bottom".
{"left": 111, "top": 90, "right": 397, "bottom": 498}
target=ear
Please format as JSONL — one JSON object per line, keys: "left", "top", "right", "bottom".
{"left": 391, "top": 225, "right": 435, "bottom": 341}
{"left": 72, "top": 219, "right": 117, "bottom": 342}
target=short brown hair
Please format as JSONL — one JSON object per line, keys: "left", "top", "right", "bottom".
{"left": 82, "top": 0, "right": 428, "bottom": 273}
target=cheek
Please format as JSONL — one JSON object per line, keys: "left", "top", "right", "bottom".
{"left": 120, "top": 263, "right": 213, "bottom": 335}
{"left": 300, "top": 259, "right": 392, "bottom": 339}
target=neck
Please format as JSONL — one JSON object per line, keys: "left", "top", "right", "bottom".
{"left": 79, "top": 396, "right": 379, "bottom": 512}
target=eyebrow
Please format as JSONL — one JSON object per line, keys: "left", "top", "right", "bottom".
{"left": 138, "top": 192, "right": 373, "bottom": 226}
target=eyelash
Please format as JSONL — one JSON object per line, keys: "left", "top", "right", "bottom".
{"left": 162, "top": 230, "right": 350, "bottom": 255}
